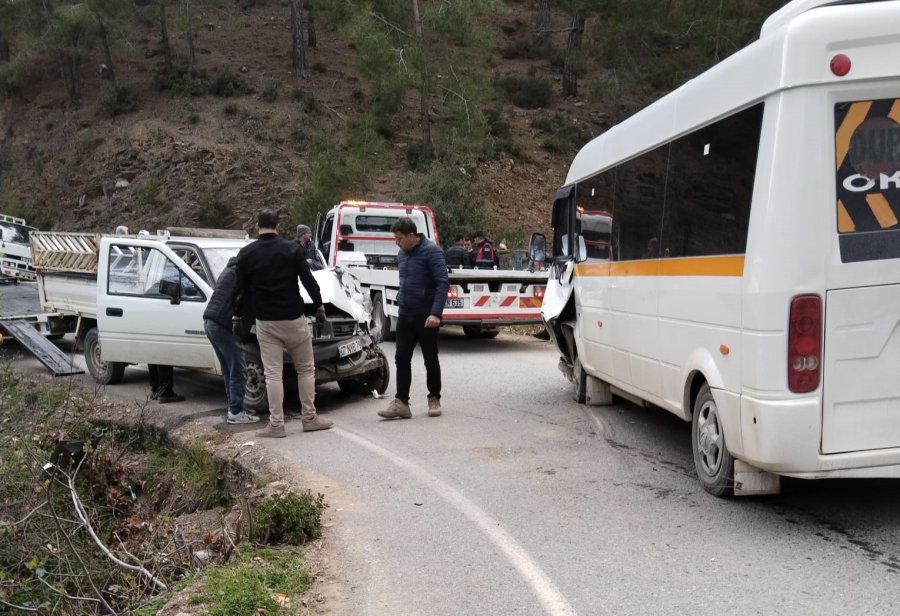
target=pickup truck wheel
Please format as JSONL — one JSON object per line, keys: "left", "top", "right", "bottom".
{"left": 84, "top": 328, "right": 126, "bottom": 385}
{"left": 338, "top": 349, "right": 390, "bottom": 396}
{"left": 366, "top": 348, "right": 390, "bottom": 394}
{"left": 372, "top": 293, "right": 394, "bottom": 342}
{"left": 692, "top": 383, "right": 735, "bottom": 497}
{"left": 243, "top": 346, "right": 269, "bottom": 414}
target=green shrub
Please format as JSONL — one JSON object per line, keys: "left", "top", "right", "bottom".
{"left": 495, "top": 73, "right": 553, "bottom": 109}
{"left": 253, "top": 490, "right": 327, "bottom": 545}
{"left": 260, "top": 79, "right": 280, "bottom": 103}
{"left": 153, "top": 63, "right": 209, "bottom": 97}
{"left": 208, "top": 68, "right": 251, "bottom": 98}
{"left": 135, "top": 177, "right": 160, "bottom": 209}
{"left": 97, "top": 83, "right": 140, "bottom": 117}
{"left": 197, "top": 192, "right": 232, "bottom": 228}
{"left": 291, "top": 87, "right": 320, "bottom": 113}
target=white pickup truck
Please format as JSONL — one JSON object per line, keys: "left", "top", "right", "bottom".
{"left": 0, "top": 214, "right": 37, "bottom": 281}
{"left": 28, "top": 228, "right": 389, "bottom": 410}
{"left": 314, "top": 201, "right": 548, "bottom": 340}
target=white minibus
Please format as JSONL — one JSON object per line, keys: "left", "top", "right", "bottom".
{"left": 532, "top": 0, "right": 900, "bottom": 496}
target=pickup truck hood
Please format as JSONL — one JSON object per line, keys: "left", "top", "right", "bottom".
{"left": 300, "top": 267, "right": 372, "bottom": 323}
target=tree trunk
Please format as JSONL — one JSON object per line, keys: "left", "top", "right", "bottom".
{"left": 561, "top": 13, "right": 585, "bottom": 98}
{"left": 98, "top": 20, "right": 116, "bottom": 84}
{"left": 306, "top": 4, "right": 317, "bottom": 49}
{"left": 290, "top": 0, "right": 306, "bottom": 77}
{"left": 59, "top": 53, "right": 81, "bottom": 104}
{"left": 411, "top": 0, "right": 431, "bottom": 149}
{"left": 535, "top": 0, "right": 551, "bottom": 42}
{"left": 186, "top": 1, "right": 196, "bottom": 76}
{"left": 159, "top": 1, "right": 172, "bottom": 68}
{"left": 0, "top": 34, "right": 9, "bottom": 63}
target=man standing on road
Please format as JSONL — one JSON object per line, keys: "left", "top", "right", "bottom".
{"left": 236, "top": 210, "right": 333, "bottom": 437}
{"left": 379, "top": 217, "right": 449, "bottom": 420}
{"left": 203, "top": 257, "right": 259, "bottom": 425}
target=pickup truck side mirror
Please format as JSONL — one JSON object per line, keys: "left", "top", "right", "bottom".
{"left": 158, "top": 279, "right": 182, "bottom": 304}
{"left": 339, "top": 224, "right": 353, "bottom": 236}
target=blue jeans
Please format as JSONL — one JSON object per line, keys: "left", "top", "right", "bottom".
{"left": 204, "top": 319, "right": 246, "bottom": 414}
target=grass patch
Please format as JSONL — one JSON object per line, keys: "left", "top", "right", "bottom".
{"left": 191, "top": 544, "right": 312, "bottom": 616}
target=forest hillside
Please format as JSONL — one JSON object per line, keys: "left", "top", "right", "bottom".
{"left": 0, "top": 0, "right": 788, "bottom": 246}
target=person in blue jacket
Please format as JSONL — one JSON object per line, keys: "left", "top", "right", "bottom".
{"left": 378, "top": 217, "right": 449, "bottom": 419}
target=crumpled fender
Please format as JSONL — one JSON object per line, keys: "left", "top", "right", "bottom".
{"left": 298, "top": 267, "right": 372, "bottom": 323}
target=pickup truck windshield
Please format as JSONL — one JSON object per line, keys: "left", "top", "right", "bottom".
{"left": 203, "top": 247, "right": 241, "bottom": 282}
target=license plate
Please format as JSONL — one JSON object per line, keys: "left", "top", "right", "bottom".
{"left": 445, "top": 299, "right": 464, "bottom": 308}
{"left": 339, "top": 339, "right": 363, "bottom": 358}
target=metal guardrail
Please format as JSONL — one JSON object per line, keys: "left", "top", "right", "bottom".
{"left": 30, "top": 232, "right": 101, "bottom": 274}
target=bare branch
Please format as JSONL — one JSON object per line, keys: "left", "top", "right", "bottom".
{"left": 324, "top": 105, "right": 347, "bottom": 122}
{"left": 371, "top": 12, "right": 412, "bottom": 38}
{"left": 67, "top": 475, "right": 168, "bottom": 591}
{"left": 0, "top": 596, "right": 43, "bottom": 614}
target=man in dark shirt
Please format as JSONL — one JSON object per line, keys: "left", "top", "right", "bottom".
{"left": 236, "top": 210, "right": 332, "bottom": 437}
{"left": 378, "top": 217, "right": 449, "bottom": 420}
{"left": 445, "top": 234, "right": 471, "bottom": 268}
{"left": 296, "top": 224, "right": 323, "bottom": 270}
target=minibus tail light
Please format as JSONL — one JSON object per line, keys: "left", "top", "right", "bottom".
{"left": 534, "top": 286, "right": 546, "bottom": 299}
{"left": 447, "top": 286, "right": 460, "bottom": 300}
{"left": 788, "top": 295, "right": 822, "bottom": 394}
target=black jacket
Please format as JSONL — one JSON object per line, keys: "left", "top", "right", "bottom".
{"left": 397, "top": 236, "right": 449, "bottom": 318}
{"left": 203, "top": 257, "right": 238, "bottom": 328}
{"left": 235, "top": 233, "right": 322, "bottom": 321}
{"left": 445, "top": 243, "right": 470, "bottom": 268}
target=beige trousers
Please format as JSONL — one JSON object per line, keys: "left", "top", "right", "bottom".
{"left": 255, "top": 317, "right": 316, "bottom": 427}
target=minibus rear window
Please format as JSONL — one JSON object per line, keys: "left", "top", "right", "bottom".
{"left": 834, "top": 97, "right": 900, "bottom": 262}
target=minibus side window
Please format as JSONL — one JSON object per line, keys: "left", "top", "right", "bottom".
{"left": 611, "top": 148, "right": 668, "bottom": 261}
{"left": 575, "top": 172, "right": 617, "bottom": 261}
{"left": 662, "top": 103, "right": 763, "bottom": 258}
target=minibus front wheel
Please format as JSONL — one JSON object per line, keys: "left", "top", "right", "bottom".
{"left": 691, "top": 383, "right": 734, "bottom": 497}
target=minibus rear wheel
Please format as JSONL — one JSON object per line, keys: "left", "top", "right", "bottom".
{"left": 691, "top": 383, "right": 734, "bottom": 497}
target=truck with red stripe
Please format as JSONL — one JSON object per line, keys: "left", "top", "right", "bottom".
{"left": 314, "top": 201, "right": 548, "bottom": 340}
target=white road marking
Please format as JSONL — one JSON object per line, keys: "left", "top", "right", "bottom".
{"left": 336, "top": 426, "right": 578, "bottom": 616}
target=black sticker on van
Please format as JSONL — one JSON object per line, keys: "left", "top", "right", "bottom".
{"left": 835, "top": 98, "right": 900, "bottom": 262}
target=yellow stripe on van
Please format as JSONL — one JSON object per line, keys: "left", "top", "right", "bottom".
{"left": 575, "top": 256, "right": 744, "bottom": 277}
{"left": 866, "top": 193, "right": 899, "bottom": 228}
{"left": 837, "top": 199, "right": 856, "bottom": 232}
{"left": 835, "top": 101, "right": 872, "bottom": 170}
{"left": 890, "top": 99, "right": 900, "bottom": 124}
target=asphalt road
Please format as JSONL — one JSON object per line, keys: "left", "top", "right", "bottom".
{"left": 3, "top": 330, "right": 900, "bottom": 615}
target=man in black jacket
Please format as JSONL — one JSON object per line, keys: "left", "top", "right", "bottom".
{"left": 236, "top": 210, "right": 332, "bottom": 438}
{"left": 203, "top": 257, "right": 259, "bottom": 425}
{"left": 378, "top": 217, "right": 449, "bottom": 420}
{"left": 445, "top": 234, "right": 471, "bottom": 268}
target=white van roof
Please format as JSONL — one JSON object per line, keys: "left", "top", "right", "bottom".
{"left": 761, "top": 0, "right": 888, "bottom": 36}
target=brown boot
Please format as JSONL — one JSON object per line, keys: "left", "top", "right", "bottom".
{"left": 256, "top": 424, "right": 286, "bottom": 438}
{"left": 302, "top": 416, "right": 333, "bottom": 432}
{"left": 378, "top": 398, "right": 412, "bottom": 419}
{"left": 427, "top": 396, "right": 442, "bottom": 417}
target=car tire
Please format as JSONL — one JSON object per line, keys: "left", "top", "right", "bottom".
{"left": 243, "top": 344, "right": 269, "bottom": 414}
{"left": 84, "top": 328, "right": 126, "bottom": 385}
{"left": 372, "top": 293, "right": 394, "bottom": 342}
